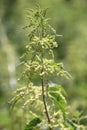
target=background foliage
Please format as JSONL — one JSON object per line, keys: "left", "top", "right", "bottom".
{"left": 0, "top": 0, "right": 87, "bottom": 129}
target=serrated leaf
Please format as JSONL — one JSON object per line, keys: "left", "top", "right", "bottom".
{"left": 65, "top": 118, "right": 77, "bottom": 130}
{"left": 49, "top": 91, "right": 66, "bottom": 119}
{"left": 10, "top": 96, "right": 21, "bottom": 112}
{"left": 24, "top": 117, "right": 41, "bottom": 130}
{"left": 49, "top": 85, "right": 67, "bottom": 96}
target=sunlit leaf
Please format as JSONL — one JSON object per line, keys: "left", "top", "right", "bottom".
{"left": 49, "top": 91, "right": 66, "bottom": 119}
{"left": 49, "top": 85, "right": 67, "bottom": 96}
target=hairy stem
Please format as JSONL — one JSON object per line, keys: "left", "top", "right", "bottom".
{"left": 41, "top": 21, "right": 52, "bottom": 129}
{"left": 41, "top": 77, "right": 52, "bottom": 130}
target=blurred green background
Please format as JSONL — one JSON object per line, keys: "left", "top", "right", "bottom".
{"left": 0, "top": 0, "right": 87, "bottom": 129}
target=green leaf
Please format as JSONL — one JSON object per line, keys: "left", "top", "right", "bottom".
{"left": 24, "top": 117, "right": 41, "bottom": 130}
{"left": 49, "top": 85, "right": 67, "bottom": 96}
{"left": 65, "top": 118, "right": 77, "bottom": 130}
{"left": 9, "top": 96, "right": 21, "bottom": 112}
{"left": 49, "top": 91, "right": 66, "bottom": 119}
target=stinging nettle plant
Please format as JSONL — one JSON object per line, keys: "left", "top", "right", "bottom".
{"left": 10, "top": 7, "right": 85, "bottom": 130}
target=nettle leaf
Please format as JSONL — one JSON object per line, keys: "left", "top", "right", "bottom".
{"left": 9, "top": 96, "right": 21, "bottom": 111}
{"left": 49, "top": 85, "right": 67, "bottom": 96}
{"left": 49, "top": 91, "right": 66, "bottom": 119}
{"left": 24, "top": 117, "right": 41, "bottom": 130}
{"left": 65, "top": 118, "right": 77, "bottom": 130}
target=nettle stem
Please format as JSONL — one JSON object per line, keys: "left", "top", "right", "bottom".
{"left": 40, "top": 15, "right": 52, "bottom": 130}
{"left": 41, "top": 75, "right": 52, "bottom": 130}
{"left": 41, "top": 78, "right": 50, "bottom": 123}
